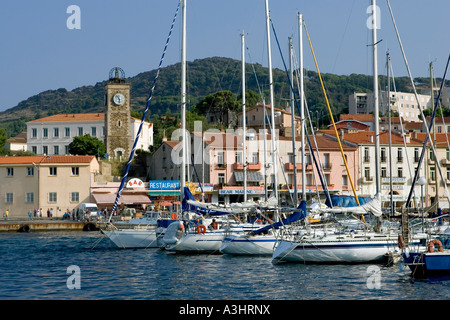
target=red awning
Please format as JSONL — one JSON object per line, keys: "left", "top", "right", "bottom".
{"left": 159, "top": 201, "right": 173, "bottom": 206}
{"left": 92, "top": 193, "right": 152, "bottom": 205}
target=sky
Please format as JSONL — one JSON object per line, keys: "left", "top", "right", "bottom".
{"left": 0, "top": 0, "right": 449, "bottom": 112}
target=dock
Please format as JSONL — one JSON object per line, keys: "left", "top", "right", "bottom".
{"left": 0, "top": 218, "right": 105, "bottom": 232}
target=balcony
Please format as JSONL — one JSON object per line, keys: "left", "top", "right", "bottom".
{"left": 232, "top": 163, "right": 262, "bottom": 170}
{"left": 215, "top": 163, "right": 227, "bottom": 169}
{"left": 284, "top": 163, "right": 302, "bottom": 171}
{"left": 441, "top": 158, "right": 450, "bottom": 166}
{"left": 362, "top": 176, "right": 374, "bottom": 184}
{"left": 323, "top": 163, "right": 332, "bottom": 171}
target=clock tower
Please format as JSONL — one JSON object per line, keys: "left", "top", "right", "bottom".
{"left": 104, "top": 67, "right": 132, "bottom": 159}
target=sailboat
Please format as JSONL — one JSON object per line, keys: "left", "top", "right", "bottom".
{"left": 272, "top": 0, "right": 409, "bottom": 264}
{"left": 221, "top": 9, "right": 306, "bottom": 256}
{"left": 101, "top": 2, "right": 182, "bottom": 249}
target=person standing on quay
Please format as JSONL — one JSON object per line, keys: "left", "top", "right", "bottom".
{"left": 5, "top": 209, "right": 9, "bottom": 220}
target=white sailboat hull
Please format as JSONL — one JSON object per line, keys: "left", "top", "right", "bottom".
{"left": 165, "top": 231, "right": 226, "bottom": 253}
{"left": 272, "top": 234, "right": 400, "bottom": 263}
{"left": 102, "top": 228, "right": 162, "bottom": 249}
{"left": 220, "top": 234, "right": 278, "bottom": 256}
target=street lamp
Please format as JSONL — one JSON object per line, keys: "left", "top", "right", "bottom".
{"left": 417, "top": 177, "right": 426, "bottom": 232}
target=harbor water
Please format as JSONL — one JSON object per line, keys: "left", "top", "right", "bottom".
{"left": 1, "top": 231, "right": 449, "bottom": 302}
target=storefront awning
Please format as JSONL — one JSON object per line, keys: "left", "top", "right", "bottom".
{"left": 234, "top": 171, "right": 263, "bottom": 182}
{"left": 93, "top": 193, "right": 153, "bottom": 205}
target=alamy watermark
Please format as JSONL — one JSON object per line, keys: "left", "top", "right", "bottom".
{"left": 366, "top": 4, "right": 381, "bottom": 30}
{"left": 66, "top": 5, "right": 81, "bottom": 30}
{"left": 66, "top": 265, "right": 81, "bottom": 290}
{"left": 366, "top": 265, "right": 381, "bottom": 289}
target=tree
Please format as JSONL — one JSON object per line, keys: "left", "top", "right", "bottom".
{"left": 68, "top": 134, "right": 106, "bottom": 158}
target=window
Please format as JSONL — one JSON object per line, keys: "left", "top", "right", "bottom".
{"left": 381, "top": 167, "right": 387, "bottom": 178}
{"left": 323, "top": 153, "right": 330, "bottom": 169}
{"left": 342, "top": 175, "right": 348, "bottom": 186}
{"left": 25, "top": 192, "right": 34, "bottom": 203}
{"left": 43, "top": 128, "right": 48, "bottom": 138}
{"left": 32, "top": 146, "right": 37, "bottom": 154}
{"left": 54, "top": 128, "right": 59, "bottom": 137}
{"left": 27, "top": 167, "right": 34, "bottom": 176}
{"left": 217, "top": 152, "right": 224, "bottom": 166}
{"left": 430, "top": 167, "right": 436, "bottom": 181}
{"left": 304, "top": 174, "right": 312, "bottom": 186}
{"left": 71, "top": 192, "right": 79, "bottom": 202}
{"left": 48, "top": 192, "right": 57, "bottom": 203}
{"left": 235, "top": 152, "right": 242, "bottom": 164}
{"left": 49, "top": 167, "right": 57, "bottom": 176}
{"left": 43, "top": 146, "right": 48, "bottom": 155}
{"left": 364, "top": 147, "right": 370, "bottom": 162}
{"left": 71, "top": 167, "right": 79, "bottom": 176}
{"left": 32, "top": 128, "right": 37, "bottom": 138}
{"left": 65, "top": 145, "right": 69, "bottom": 155}
{"left": 414, "top": 148, "right": 420, "bottom": 163}
{"left": 252, "top": 152, "right": 258, "bottom": 164}
{"left": 381, "top": 148, "right": 386, "bottom": 162}
{"left": 447, "top": 167, "right": 450, "bottom": 181}
{"left": 54, "top": 146, "right": 59, "bottom": 155}
{"left": 398, "top": 167, "right": 403, "bottom": 178}
{"left": 78, "top": 127, "right": 83, "bottom": 136}
{"left": 397, "top": 148, "right": 403, "bottom": 162}
{"left": 91, "top": 127, "right": 97, "bottom": 137}
{"left": 65, "top": 127, "right": 70, "bottom": 137}
{"left": 7, "top": 168, "right": 13, "bottom": 177}
{"left": 6, "top": 193, "right": 13, "bottom": 203}
{"left": 364, "top": 167, "right": 371, "bottom": 180}
{"left": 218, "top": 173, "right": 225, "bottom": 184}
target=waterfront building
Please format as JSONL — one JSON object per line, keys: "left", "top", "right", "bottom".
{"left": 26, "top": 113, "right": 153, "bottom": 157}
{"left": 0, "top": 155, "right": 99, "bottom": 218}
{"left": 321, "top": 129, "right": 425, "bottom": 210}
{"left": 348, "top": 91, "right": 431, "bottom": 122}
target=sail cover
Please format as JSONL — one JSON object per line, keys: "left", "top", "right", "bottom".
{"left": 251, "top": 200, "right": 307, "bottom": 235}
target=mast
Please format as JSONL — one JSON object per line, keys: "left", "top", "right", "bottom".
{"left": 298, "top": 12, "right": 306, "bottom": 202}
{"left": 289, "top": 37, "right": 298, "bottom": 206}
{"left": 241, "top": 32, "right": 247, "bottom": 202}
{"left": 431, "top": 61, "right": 438, "bottom": 213}
{"left": 180, "top": 0, "right": 187, "bottom": 198}
{"left": 387, "top": 52, "right": 393, "bottom": 218}
{"left": 265, "top": 0, "right": 277, "bottom": 200}
{"left": 372, "top": 0, "right": 381, "bottom": 196}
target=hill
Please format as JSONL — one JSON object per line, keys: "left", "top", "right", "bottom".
{"left": 0, "top": 56, "right": 426, "bottom": 138}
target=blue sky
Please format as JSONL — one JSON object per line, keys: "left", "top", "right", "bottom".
{"left": 1, "top": 0, "right": 448, "bottom": 111}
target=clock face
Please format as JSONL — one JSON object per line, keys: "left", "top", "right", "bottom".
{"left": 113, "top": 93, "right": 125, "bottom": 106}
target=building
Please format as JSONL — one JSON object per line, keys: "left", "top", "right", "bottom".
{"left": 0, "top": 155, "right": 99, "bottom": 218}
{"left": 26, "top": 113, "right": 153, "bottom": 157}
{"left": 6, "top": 132, "right": 27, "bottom": 153}
{"left": 322, "top": 128, "right": 426, "bottom": 209}
{"left": 348, "top": 91, "right": 431, "bottom": 122}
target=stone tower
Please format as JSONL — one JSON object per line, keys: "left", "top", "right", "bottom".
{"left": 104, "top": 67, "right": 132, "bottom": 159}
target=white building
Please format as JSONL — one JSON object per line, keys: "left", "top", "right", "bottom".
{"left": 349, "top": 91, "right": 431, "bottom": 122}
{"left": 26, "top": 113, "right": 153, "bottom": 156}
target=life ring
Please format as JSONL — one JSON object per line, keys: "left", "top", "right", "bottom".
{"left": 255, "top": 219, "right": 263, "bottom": 225}
{"left": 196, "top": 224, "right": 206, "bottom": 234}
{"left": 428, "top": 239, "right": 444, "bottom": 253}
{"left": 171, "top": 213, "right": 178, "bottom": 220}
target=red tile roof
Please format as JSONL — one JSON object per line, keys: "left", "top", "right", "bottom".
{"left": 0, "top": 155, "right": 96, "bottom": 165}
{"left": 28, "top": 113, "right": 105, "bottom": 123}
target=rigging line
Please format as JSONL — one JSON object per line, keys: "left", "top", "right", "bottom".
{"left": 386, "top": 0, "right": 450, "bottom": 207}
{"left": 389, "top": 63, "right": 418, "bottom": 208}
{"left": 291, "top": 46, "right": 327, "bottom": 201}
{"left": 301, "top": 19, "right": 360, "bottom": 205}
{"left": 269, "top": 17, "right": 332, "bottom": 207}
{"left": 108, "top": 2, "right": 181, "bottom": 223}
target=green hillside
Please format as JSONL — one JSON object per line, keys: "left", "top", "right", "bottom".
{"left": 0, "top": 56, "right": 427, "bottom": 139}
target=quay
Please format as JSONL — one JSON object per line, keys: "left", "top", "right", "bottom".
{"left": 0, "top": 218, "right": 106, "bottom": 232}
